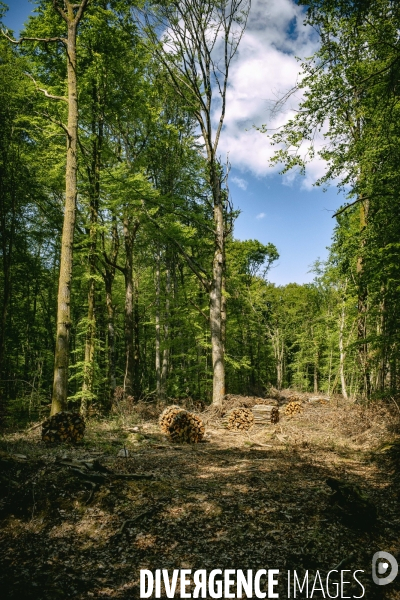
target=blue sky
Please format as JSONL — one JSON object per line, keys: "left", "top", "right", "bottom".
{"left": 2, "top": 0, "right": 346, "bottom": 286}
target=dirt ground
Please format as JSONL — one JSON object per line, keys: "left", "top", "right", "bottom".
{"left": 0, "top": 396, "right": 399, "bottom": 599}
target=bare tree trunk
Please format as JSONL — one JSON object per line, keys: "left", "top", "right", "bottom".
{"left": 339, "top": 298, "right": 348, "bottom": 400}
{"left": 133, "top": 273, "right": 141, "bottom": 399}
{"left": 327, "top": 347, "right": 333, "bottom": 396}
{"left": 161, "top": 264, "right": 170, "bottom": 397}
{"left": 210, "top": 170, "right": 225, "bottom": 406}
{"left": 51, "top": 15, "right": 81, "bottom": 416}
{"left": 103, "top": 215, "right": 118, "bottom": 406}
{"left": 123, "top": 217, "right": 139, "bottom": 398}
{"left": 314, "top": 351, "right": 319, "bottom": 393}
{"left": 268, "top": 327, "right": 284, "bottom": 390}
{"left": 81, "top": 274, "right": 95, "bottom": 416}
{"left": 81, "top": 111, "right": 102, "bottom": 416}
{"left": 356, "top": 199, "right": 370, "bottom": 399}
{"left": 0, "top": 188, "right": 15, "bottom": 421}
{"left": 155, "top": 250, "right": 161, "bottom": 399}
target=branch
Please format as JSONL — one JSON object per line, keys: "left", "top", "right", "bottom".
{"left": 73, "top": 0, "right": 90, "bottom": 26}
{"left": 1, "top": 29, "right": 67, "bottom": 46}
{"left": 332, "top": 197, "right": 369, "bottom": 218}
{"left": 26, "top": 73, "right": 68, "bottom": 103}
{"left": 35, "top": 111, "right": 69, "bottom": 137}
{"left": 188, "top": 298, "right": 209, "bottom": 322}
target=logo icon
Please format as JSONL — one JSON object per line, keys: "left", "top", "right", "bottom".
{"left": 372, "top": 551, "right": 398, "bottom": 585}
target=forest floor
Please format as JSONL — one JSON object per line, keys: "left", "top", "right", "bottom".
{"left": 0, "top": 394, "right": 400, "bottom": 600}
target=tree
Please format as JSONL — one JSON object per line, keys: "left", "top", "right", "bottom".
{"left": 144, "top": 0, "right": 250, "bottom": 405}
{"left": 3, "top": 0, "right": 90, "bottom": 414}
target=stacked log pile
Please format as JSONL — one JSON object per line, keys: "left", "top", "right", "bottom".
{"left": 159, "top": 405, "right": 183, "bottom": 434}
{"left": 252, "top": 404, "right": 279, "bottom": 425}
{"left": 227, "top": 408, "right": 254, "bottom": 431}
{"left": 284, "top": 401, "right": 303, "bottom": 417}
{"left": 41, "top": 412, "right": 85, "bottom": 444}
{"left": 159, "top": 405, "right": 205, "bottom": 443}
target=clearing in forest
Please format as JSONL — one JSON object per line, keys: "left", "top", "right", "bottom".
{"left": 0, "top": 396, "right": 399, "bottom": 599}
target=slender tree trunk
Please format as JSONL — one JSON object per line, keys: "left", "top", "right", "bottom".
{"left": 123, "top": 218, "right": 134, "bottom": 398}
{"left": 210, "top": 168, "right": 225, "bottom": 406}
{"left": 103, "top": 215, "right": 118, "bottom": 405}
{"left": 51, "top": 21, "right": 79, "bottom": 416}
{"left": 327, "top": 347, "right": 333, "bottom": 396}
{"left": 356, "top": 199, "right": 370, "bottom": 399}
{"left": 133, "top": 273, "right": 141, "bottom": 399}
{"left": 161, "top": 264, "right": 170, "bottom": 397}
{"left": 81, "top": 275, "right": 95, "bottom": 415}
{"left": 0, "top": 188, "right": 15, "bottom": 421}
{"left": 339, "top": 298, "right": 348, "bottom": 400}
{"left": 81, "top": 115, "right": 102, "bottom": 416}
{"left": 314, "top": 350, "right": 319, "bottom": 393}
{"left": 123, "top": 217, "right": 139, "bottom": 398}
{"left": 155, "top": 250, "right": 161, "bottom": 399}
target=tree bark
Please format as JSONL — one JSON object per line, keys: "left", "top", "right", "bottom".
{"left": 356, "top": 199, "right": 370, "bottom": 399}
{"left": 103, "top": 215, "right": 118, "bottom": 405}
{"left": 339, "top": 296, "right": 348, "bottom": 400}
{"left": 81, "top": 103, "right": 102, "bottom": 416}
{"left": 51, "top": 16, "right": 80, "bottom": 416}
{"left": 209, "top": 167, "right": 225, "bottom": 406}
{"left": 155, "top": 250, "right": 161, "bottom": 399}
{"left": 161, "top": 265, "right": 170, "bottom": 397}
{"left": 123, "top": 216, "right": 139, "bottom": 398}
{"left": 133, "top": 273, "right": 141, "bottom": 399}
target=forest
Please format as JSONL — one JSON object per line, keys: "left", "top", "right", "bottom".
{"left": 1, "top": 0, "right": 400, "bottom": 424}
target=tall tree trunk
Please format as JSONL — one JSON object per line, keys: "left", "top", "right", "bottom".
{"left": 339, "top": 297, "right": 348, "bottom": 400}
{"left": 356, "top": 199, "right": 370, "bottom": 400}
{"left": 313, "top": 358, "right": 319, "bottom": 393}
{"left": 161, "top": 265, "right": 170, "bottom": 397}
{"left": 210, "top": 168, "right": 225, "bottom": 406}
{"left": 81, "top": 112, "right": 102, "bottom": 416}
{"left": 0, "top": 189, "right": 15, "bottom": 421}
{"left": 155, "top": 250, "right": 161, "bottom": 400}
{"left": 103, "top": 216, "right": 118, "bottom": 406}
{"left": 123, "top": 216, "right": 139, "bottom": 398}
{"left": 50, "top": 1, "right": 89, "bottom": 415}
{"left": 51, "top": 20, "right": 79, "bottom": 416}
{"left": 133, "top": 273, "right": 141, "bottom": 399}
{"left": 81, "top": 274, "right": 95, "bottom": 416}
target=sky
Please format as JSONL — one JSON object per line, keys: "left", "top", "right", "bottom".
{"left": 2, "top": 0, "right": 346, "bottom": 286}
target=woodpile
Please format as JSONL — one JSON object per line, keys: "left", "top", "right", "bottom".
{"left": 227, "top": 408, "right": 254, "bottom": 431}
{"left": 252, "top": 404, "right": 279, "bottom": 425}
{"left": 287, "top": 393, "right": 305, "bottom": 403}
{"left": 159, "top": 405, "right": 205, "bottom": 443}
{"left": 41, "top": 411, "right": 85, "bottom": 444}
{"left": 159, "top": 405, "right": 183, "bottom": 434}
{"left": 284, "top": 401, "right": 303, "bottom": 417}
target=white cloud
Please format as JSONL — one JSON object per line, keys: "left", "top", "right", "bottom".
{"left": 256, "top": 212, "right": 266, "bottom": 219}
{"left": 232, "top": 176, "right": 248, "bottom": 190}
{"left": 213, "top": 0, "right": 326, "bottom": 190}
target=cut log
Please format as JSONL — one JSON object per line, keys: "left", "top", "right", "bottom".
{"left": 252, "top": 405, "right": 279, "bottom": 424}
